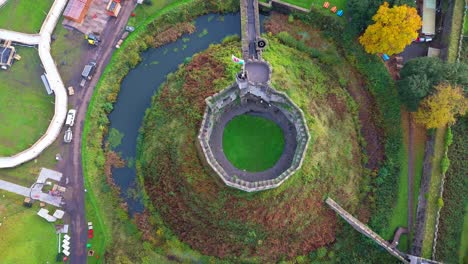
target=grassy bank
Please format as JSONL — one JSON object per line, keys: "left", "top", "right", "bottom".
{"left": 81, "top": 0, "right": 240, "bottom": 262}
{"left": 447, "top": 0, "right": 466, "bottom": 62}
{"left": 0, "top": 0, "right": 53, "bottom": 33}
{"left": 434, "top": 119, "right": 467, "bottom": 263}
{"left": 421, "top": 127, "right": 447, "bottom": 258}
{"left": 384, "top": 113, "right": 425, "bottom": 251}
{"left": 0, "top": 48, "right": 54, "bottom": 157}
{"left": 138, "top": 37, "right": 365, "bottom": 262}
{"left": 0, "top": 190, "right": 58, "bottom": 263}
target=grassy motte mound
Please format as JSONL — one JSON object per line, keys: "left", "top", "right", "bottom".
{"left": 138, "top": 38, "right": 365, "bottom": 261}
{"left": 223, "top": 114, "right": 285, "bottom": 172}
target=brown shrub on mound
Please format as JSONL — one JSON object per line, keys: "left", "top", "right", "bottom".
{"left": 139, "top": 42, "right": 365, "bottom": 261}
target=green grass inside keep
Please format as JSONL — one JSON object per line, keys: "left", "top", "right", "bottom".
{"left": 0, "top": 191, "right": 58, "bottom": 263}
{"left": 0, "top": 48, "right": 54, "bottom": 157}
{"left": 0, "top": 0, "right": 54, "bottom": 33}
{"left": 223, "top": 114, "right": 285, "bottom": 172}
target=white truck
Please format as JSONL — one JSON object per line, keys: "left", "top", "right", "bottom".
{"left": 65, "top": 109, "right": 76, "bottom": 127}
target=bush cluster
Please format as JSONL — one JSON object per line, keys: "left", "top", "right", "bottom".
{"left": 435, "top": 119, "right": 467, "bottom": 263}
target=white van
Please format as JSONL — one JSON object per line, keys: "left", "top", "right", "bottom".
{"left": 65, "top": 109, "right": 76, "bottom": 127}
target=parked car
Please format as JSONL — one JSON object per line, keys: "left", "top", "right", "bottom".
{"left": 125, "top": 25, "right": 135, "bottom": 32}
{"left": 64, "top": 127, "right": 73, "bottom": 143}
{"left": 81, "top": 61, "right": 97, "bottom": 80}
{"left": 414, "top": 36, "right": 433, "bottom": 43}
{"left": 85, "top": 33, "right": 100, "bottom": 46}
{"left": 65, "top": 109, "right": 76, "bottom": 127}
{"left": 67, "top": 86, "right": 74, "bottom": 96}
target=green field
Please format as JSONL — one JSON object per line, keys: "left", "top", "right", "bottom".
{"left": 0, "top": 191, "right": 58, "bottom": 263}
{"left": 223, "top": 114, "right": 285, "bottom": 172}
{"left": 385, "top": 115, "right": 425, "bottom": 251}
{"left": 0, "top": 48, "right": 54, "bottom": 157}
{"left": 460, "top": 206, "right": 468, "bottom": 263}
{"left": 0, "top": 0, "right": 54, "bottom": 33}
{"left": 51, "top": 18, "right": 86, "bottom": 83}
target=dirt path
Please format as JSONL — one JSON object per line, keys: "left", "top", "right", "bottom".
{"left": 57, "top": 1, "right": 136, "bottom": 263}
{"left": 408, "top": 112, "right": 415, "bottom": 237}
{"left": 345, "top": 69, "right": 385, "bottom": 169}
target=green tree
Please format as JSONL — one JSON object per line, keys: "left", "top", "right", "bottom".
{"left": 398, "top": 57, "right": 468, "bottom": 111}
{"left": 348, "top": 0, "right": 415, "bottom": 32}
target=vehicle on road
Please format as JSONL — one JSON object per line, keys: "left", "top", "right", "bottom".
{"left": 414, "top": 36, "right": 433, "bottom": 43}
{"left": 81, "top": 61, "right": 97, "bottom": 80}
{"left": 85, "top": 33, "right": 100, "bottom": 46}
{"left": 67, "top": 86, "right": 75, "bottom": 96}
{"left": 64, "top": 127, "right": 73, "bottom": 143}
{"left": 125, "top": 25, "right": 135, "bottom": 32}
{"left": 65, "top": 109, "right": 76, "bottom": 127}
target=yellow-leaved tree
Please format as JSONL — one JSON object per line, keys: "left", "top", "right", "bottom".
{"left": 359, "top": 2, "right": 422, "bottom": 55}
{"left": 415, "top": 83, "right": 467, "bottom": 129}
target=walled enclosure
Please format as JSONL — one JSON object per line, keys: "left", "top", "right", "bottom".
{"left": 198, "top": 59, "right": 310, "bottom": 192}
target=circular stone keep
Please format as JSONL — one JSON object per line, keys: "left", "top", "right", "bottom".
{"left": 222, "top": 114, "right": 285, "bottom": 172}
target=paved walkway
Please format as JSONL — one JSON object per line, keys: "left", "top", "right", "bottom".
{"left": 0, "top": 178, "right": 62, "bottom": 207}
{"left": 0, "top": 0, "right": 68, "bottom": 168}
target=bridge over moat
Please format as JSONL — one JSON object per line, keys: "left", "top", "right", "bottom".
{"left": 326, "top": 197, "right": 443, "bottom": 264}
{"left": 197, "top": 0, "right": 310, "bottom": 192}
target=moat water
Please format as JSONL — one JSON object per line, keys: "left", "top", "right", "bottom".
{"left": 108, "top": 13, "right": 265, "bottom": 213}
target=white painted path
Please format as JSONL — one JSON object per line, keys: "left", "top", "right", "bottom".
{"left": 0, "top": 0, "right": 68, "bottom": 168}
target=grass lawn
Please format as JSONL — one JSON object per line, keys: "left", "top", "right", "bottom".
{"left": 51, "top": 18, "right": 87, "bottom": 83}
{"left": 385, "top": 112, "right": 425, "bottom": 252}
{"left": 127, "top": 0, "right": 178, "bottom": 27}
{"left": 223, "top": 114, "right": 285, "bottom": 172}
{"left": 0, "top": 190, "right": 58, "bottom": 263}
{"left": 0, "top": 47, "right": 54, "bottom": 157}
{"left": 0, "top": 140, "right": 60, "bottom": 187}
{"left": 263, "top": 0, "right": 347, "bottom": 10}
{"left": 0, "top": 0, "right": 54, "bottom": 33}
{"left": 421, "top": 127, "right": 447, "bottom": 258}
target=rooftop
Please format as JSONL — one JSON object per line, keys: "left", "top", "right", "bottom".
{"left": 0, "top": 45, "right": 15, "bottom": 67}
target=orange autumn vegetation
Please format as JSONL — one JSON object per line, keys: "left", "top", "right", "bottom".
{"left": 359, "top": 2, "right": 422, "bottom": 55}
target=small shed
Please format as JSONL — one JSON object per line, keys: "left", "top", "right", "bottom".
{"left": 37, "top": 208, "right": 57, "bottom": 222}
{"left": 53, "top": 210, "right": 65, "bottom": 219}
{"left": 427, "top": 47, "right": 440, "bottom": 58}
{"left": 106, "top": 0, "right": 121, "bottom": 17}
{"left": 63, "top": 0, "right": 92, "bottom": 23}
{"left": 0, "top": 44, "right": 16, "bottom": 70}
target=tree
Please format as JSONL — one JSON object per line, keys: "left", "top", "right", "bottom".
{"left": 348, "top": 0, "right": 415, "bottom": 32}
{"left": 358, "top": 2, "right": 422, "bottom": 55}
{"left": 414, "top": 83, "right": 467, "bottom": 128}
{"left": 398, "top": 57, "right": 468, "bottom": 111}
